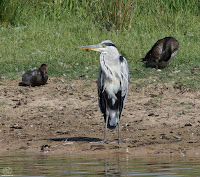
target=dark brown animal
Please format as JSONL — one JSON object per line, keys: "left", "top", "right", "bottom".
{"left": 21, "top": 64, "right": 48, "bottom": 86}
{"left": 142, "top": 37, "right": 179, "bottom": 69}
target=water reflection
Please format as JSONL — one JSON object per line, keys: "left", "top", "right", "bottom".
{"left": 0, "top": 153, "right": 200, "bottom": 176}
{"left": 104, "top": 157, "right": 121, "bottom": 176}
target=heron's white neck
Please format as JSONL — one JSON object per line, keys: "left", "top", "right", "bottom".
{"left": 100, "top": 51, "right": 121, "bottom": 81}
{"left": 101, "top": 49, "right": 120, "bottom": 61}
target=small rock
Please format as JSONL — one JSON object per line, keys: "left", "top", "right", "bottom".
{"left": 10, "top": 124, "right": 22, "bottom": 129}
{"left": 63, "top": 142, "right": 73, "bottom": 145}
{"left": 23, "top": 99, "right": 27, "bottom": 104}
{"left": 41, "top": 144, "right": 50, "bottom": 151}
{"left": 185, "top": 123, "right": 192, "bottom": 126}
{"left": 173, "top": 136, "right": 182, "bottom": 140}
{"left": 148, "top": 112, "right": 154, "bottom": 116}
{"left": 70, "top": 84, "right": 75, "bottom": 88}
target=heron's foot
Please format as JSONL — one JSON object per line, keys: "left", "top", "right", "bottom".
{"left": 101, "top": 139, "right": 108, "bottom": 144}
{"left": 118, "top": 138, "right": 122, "bottom": 144}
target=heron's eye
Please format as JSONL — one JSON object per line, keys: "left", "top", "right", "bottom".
{"left": 103, "top": 44, "right": 106, "bottom": 48}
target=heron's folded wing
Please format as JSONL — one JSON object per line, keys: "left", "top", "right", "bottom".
{"left": 97, "top": 67, "right": 106, "bottom": 114}
{"left": 120, "top": 56, "right": 129, "bottom": 99}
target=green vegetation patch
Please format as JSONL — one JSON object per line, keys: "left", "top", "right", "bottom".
{"left": 0, "top": 0, "right": 199, "bottom": 89}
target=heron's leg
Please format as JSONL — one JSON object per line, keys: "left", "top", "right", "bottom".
{"left": 102, "top": 110, "right": 109, "bottom": 143}
{"left": 103, "top": 115, "right": 108, "bottom": 143}
{"left": 117, "top": 111, "right": 121, "bottom": 144}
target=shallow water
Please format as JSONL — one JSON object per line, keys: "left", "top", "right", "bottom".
{"left": 0, "top": 153, "right": 200, "bottom": 176}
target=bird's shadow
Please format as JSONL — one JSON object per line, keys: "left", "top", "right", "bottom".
{"left": 18, "top": 82, "right": 48, "bottom": 87}
{"left": 18, "top": 82, "right": 28, "bottom": 87}
{"left": 44, "top": 136, "right": 102, "bottom": 142}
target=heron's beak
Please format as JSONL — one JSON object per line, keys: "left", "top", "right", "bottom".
{"left": 78, "top": 44, "right": 103, "bottom": 52}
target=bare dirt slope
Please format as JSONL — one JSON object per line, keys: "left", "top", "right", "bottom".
{"left": 0, "top": 78, "right": 200, "bottom": 156}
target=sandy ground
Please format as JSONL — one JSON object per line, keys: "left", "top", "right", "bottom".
{"left": 0, "top": 77, "right": 200, "bottom": 156}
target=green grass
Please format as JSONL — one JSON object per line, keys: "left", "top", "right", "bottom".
{"left": 0, "top": 101, "right": 7, "bottom": 106}
{"left": 0, "top": 0, "right": 199, "bottom": 89}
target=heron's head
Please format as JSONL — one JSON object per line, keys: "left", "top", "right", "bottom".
{"left": 79, "top": 40, "right": 118, "bottom": 54}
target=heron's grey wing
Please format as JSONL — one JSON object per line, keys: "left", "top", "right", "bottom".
{"left": 97, "top": 67, "right": 105, "bottom": 114}
{"left": 118, "top": 55, "right": 129, "bottom": 117}
{"left": 120, "top": 56, "right": 129, "bottom": 100}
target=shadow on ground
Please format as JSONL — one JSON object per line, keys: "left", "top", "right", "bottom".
{"left": 43, "top": 137, "right": 102, "bottom": 142}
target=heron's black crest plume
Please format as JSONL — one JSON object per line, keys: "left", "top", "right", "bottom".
{"left": 103, "top": 42, "right": 117, "bottom": 48}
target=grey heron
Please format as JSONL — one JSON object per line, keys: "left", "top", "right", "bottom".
{"left": 21, "top": 64, "right": 48, "bottom": 86}
{"left": 142, "top": 37, "right": 179, "bottom": 69}
{"left": 79, "top": 40, "right": 129, "bottom": 143}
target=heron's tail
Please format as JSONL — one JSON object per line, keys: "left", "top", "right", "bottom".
{"left": 106, "top": 110, "right": 118, "bottom": 129}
